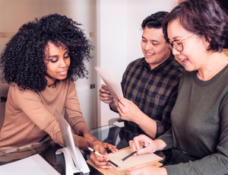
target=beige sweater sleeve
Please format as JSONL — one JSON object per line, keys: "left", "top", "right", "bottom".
{"left": 64, "top": 81, "right": 89, "bottom": 135}
{"left": 12, "top": 85, "right": 83, "bottom": 147}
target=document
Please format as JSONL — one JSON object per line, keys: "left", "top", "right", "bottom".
{"left": 95, "top": 67, "right": 123, "bottom": 97}
{"left": 0, "top": 154, "right": 60, "bottom": 175}
{"left": 108, "top": 147, "right": 163, "bottom": 171}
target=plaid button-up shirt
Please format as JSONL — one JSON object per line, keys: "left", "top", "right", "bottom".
{"left": 121, "top": 55, "right": 183, "bottom": 139}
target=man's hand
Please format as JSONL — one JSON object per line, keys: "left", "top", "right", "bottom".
{"left": 99, "top": 84, "right": 118, "bottom": 111}
{"left": 117, "top": 96, "right": 143, "bottom": 122}
{"left": 99, "top": 84, "right": 114, "bottom": 104}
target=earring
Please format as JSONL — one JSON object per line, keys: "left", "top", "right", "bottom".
{"left": 206, "top": 46, "right": 209, "bottom": 50}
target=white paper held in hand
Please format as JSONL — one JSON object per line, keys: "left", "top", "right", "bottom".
{"left": 95, "top": 67, "right": 123, "bottom": 97}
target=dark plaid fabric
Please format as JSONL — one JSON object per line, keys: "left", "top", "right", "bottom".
{"left": 121, "top": 55, "right": 183, "bottom": 139}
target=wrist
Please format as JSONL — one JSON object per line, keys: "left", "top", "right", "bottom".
{"left": 83, "top": 132, "right": 96, "bottom": 140}
{"left": 154, "top": 139, "right": 167, "bottom": 151}
{"left": 110, "top": 101, "right": 117, "bottom": 111}
{"left": 134, "top": 111, "right": 146, "bottom": 124}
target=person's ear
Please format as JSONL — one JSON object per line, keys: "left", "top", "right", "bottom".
{"left": 203, "top": 35, "right": 211, "bottom": 50}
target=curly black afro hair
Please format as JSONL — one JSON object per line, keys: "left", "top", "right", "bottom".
{"left": 0, "top": 13, "right": 93, "bottom": 92}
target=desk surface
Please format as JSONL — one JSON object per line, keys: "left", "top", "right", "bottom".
{"left": 0, "top": 124, "right": 168, "bottom": 175}
{"left": 0, "top": 124, "right": 126, "bottom": 174}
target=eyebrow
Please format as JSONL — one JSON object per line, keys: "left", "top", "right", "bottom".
{"left": 48, "top": 50, "right": 69, "bottom": 58}
{"left": 173, "top": 36, "right": 182, "bottom": 40}
{"left": 142, "top": 36, "right": 160, "bottom": 43}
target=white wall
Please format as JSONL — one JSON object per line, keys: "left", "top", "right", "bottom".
{"left": 0, "top": 0, "right": 97, "bottom": 129}
{"left": 96, "top": 0, "right": 178, "bottom": 126}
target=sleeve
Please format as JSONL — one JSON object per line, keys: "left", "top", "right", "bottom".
{"left": 65, "top": 81, "right": 89, "bottom": 135}
{"left": 155, "top": 83, "right": 179, "bottom": 138}
{"left": 163, "top": 93, "right": 228, "bottom": 175}
{"left": 158, "top": 128, "right": 175, "bottom": 150}
{"left": 12, "top": 86, "right": 64, "bottom": 145}
{"left": 12, "top": 85, "right": 83, "bottom": 147}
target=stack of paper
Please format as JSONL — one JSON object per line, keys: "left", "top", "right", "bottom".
{"left": 95, "top": 67, "right": 123, "bottom": 97}
{"left": 108, "top": 147, "right": 163, "bottom": 170}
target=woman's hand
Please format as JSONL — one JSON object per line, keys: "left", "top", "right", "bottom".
{"left": 129, "top": 135, "right": 159, "bottom": 155}
{"left": 127, "top": 164, "right": 167, "bottom": 175}
{"left": 102, "top": 142, "right": 118, "bottom": 153}
{"left": 89, "top": 139, "right": 118, "bottom": 169}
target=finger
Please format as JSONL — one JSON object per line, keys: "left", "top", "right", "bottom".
{"left": 133, "top": 136, "right": 145, "bottom": 152}
{"left": 135, "top": 135, "right": 153, "bottom": 155}
{"left": 101, "top": 84, "right": 106, "bottom": 88}
{"left": 100, "top": 93, "right": 113, "bottom": 99}
{"left": 102, "top": 142, "right": 117, "bottom": 153}
{"left": 116, "top": 96, "right": 128, "bottom": 106}
{"left": 90, "top": 153, "right": 112, "bottom": 169}
{"left": 117, "top": 101, "right": 125, "bottom": 113}
{"left": 99, "top": 95, "right": 113, "bottom": 102}
{"left": 91, "top": 151, "right": 106, "bottom": 161}
{"left": 102, "top": 100, "right": 114, "bottom": 104}
{"left": 102, "top": 84, "right": 111, "bottom": 92}
{"left": 106, "top": 144, "right": 118, "bottom": 153}
{"left": 99, "top": 88, "right": 112, "bottom": 95}
{"left": 129, "top": 140, "right": 137, "bottom": 153}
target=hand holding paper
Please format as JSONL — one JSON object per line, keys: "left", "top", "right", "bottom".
{"left": 95, "top": 67, "right": 123, "bottom": 97}
{"left": 99, "top": 84, "right": 114, "bottom": 104}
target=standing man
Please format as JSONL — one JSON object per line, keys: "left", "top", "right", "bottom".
{"left": 99, "top": 11, "right": 183, "bottom": 141}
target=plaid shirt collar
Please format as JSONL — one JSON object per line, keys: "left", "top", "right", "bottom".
{"left": 138, "top": 54, "right": 175, "bottom": 75}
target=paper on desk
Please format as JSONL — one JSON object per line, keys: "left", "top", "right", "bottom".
{"left": 0, "top": 154, "right": 60, "bottom": 175}
{"left": 108, "top": 147, "right": 162, "bottom": 171}
{"left": 95, "top": 67, "right": 123, "bottom": 97}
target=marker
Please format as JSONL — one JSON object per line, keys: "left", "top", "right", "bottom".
{"left": 119, "top": 143, "right": 150, "bottom": 163}
{"left": 87, "top": 147, "right": 119, "bottom": 168}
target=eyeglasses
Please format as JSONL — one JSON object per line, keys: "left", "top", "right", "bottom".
{"left": 166, "top": 34, "right": 194, "bottom": 52}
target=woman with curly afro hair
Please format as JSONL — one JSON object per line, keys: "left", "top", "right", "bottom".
{"left": 0, "top": 13, "right": 117, "bottom": 169}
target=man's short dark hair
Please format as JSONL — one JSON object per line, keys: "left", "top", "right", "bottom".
{"left": 141, "top": 11, "right": 169, "bottom": 30}
{"left": 162, "top": 0, "right": 228, "bottom": 52}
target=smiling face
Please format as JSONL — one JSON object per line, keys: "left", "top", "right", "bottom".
{"left": 141, "top": 26, "right": 171, "bottom": 69}
{"left": 44, "top": 41, "right": 71, "bottom": 87}
{"left": 167, "top": 19, "right": 209, "bottom": 72}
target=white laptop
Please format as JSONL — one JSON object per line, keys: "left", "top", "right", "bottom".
{"left": 55, "top": 109, "right": 90, "bottom": 175}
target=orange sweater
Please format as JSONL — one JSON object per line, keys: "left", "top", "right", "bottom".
{"left": 0, "top": 80, "right": 88, "bottom": 152}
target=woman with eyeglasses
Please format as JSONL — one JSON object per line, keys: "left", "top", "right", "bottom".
{"left": 127, "top": 0, "right": 228, "bottom": 175}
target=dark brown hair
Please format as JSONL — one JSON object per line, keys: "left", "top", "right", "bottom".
{"left": 141, "top": 11, "right": 168, "bottom": 30}
{"left": 162, "top": 0, "right": 228, "bottom": 52}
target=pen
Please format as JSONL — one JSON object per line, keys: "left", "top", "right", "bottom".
{"left": 119, "top": 142, "right": 150, "bottom": 163}
{"left": 87, "top": 147, "right": 119, "bottom": 168}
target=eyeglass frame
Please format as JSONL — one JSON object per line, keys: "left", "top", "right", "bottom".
{"left": 166, "top": 34, "right": 194, "bottom": 52}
